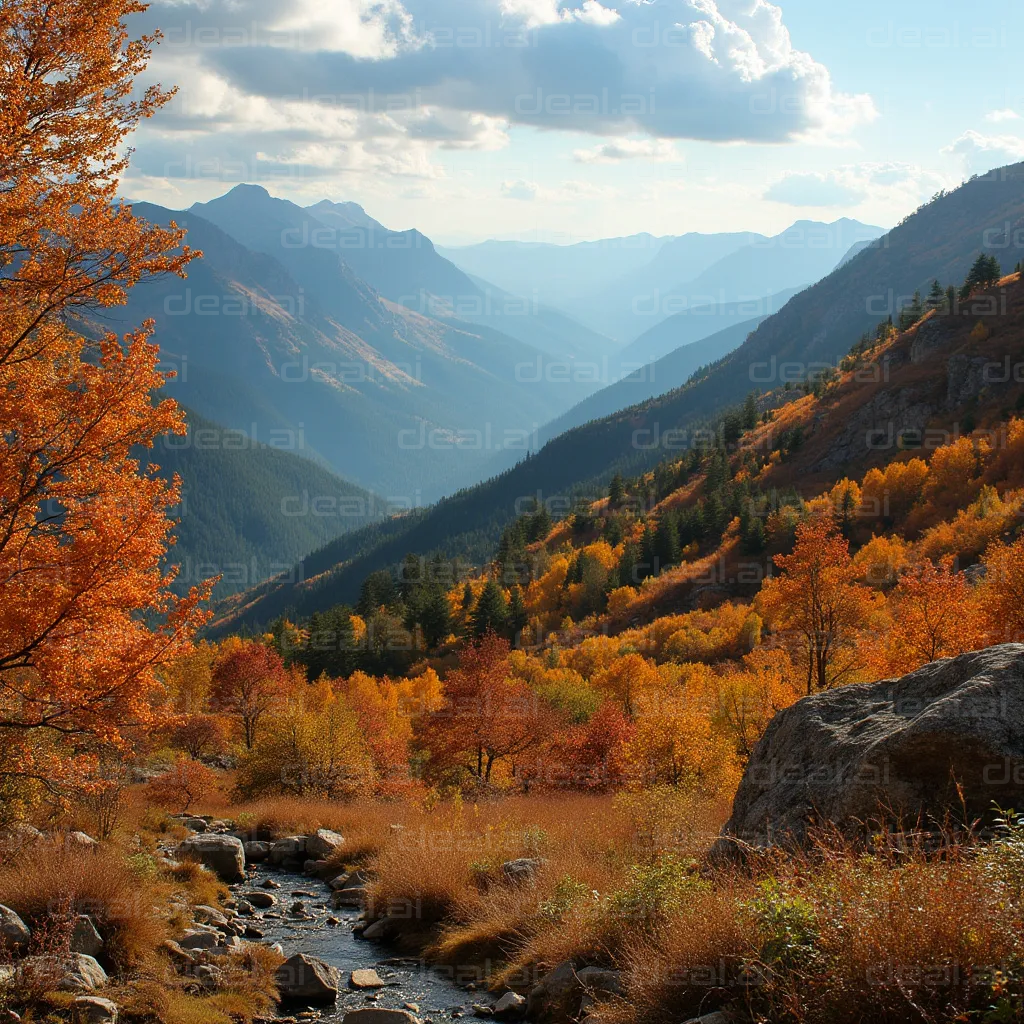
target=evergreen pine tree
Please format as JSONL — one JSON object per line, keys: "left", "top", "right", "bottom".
{"left": 926, "top": 278, "right": 945, "bottom": 310}
{"left": 654, "top": 513, "right": 681, "bottom": 569}
{"left": 608, "top": 472, "right": 625, "bottom": 508}
{"left": 507, "top": 584, "right": 528, "bottom": 641}
{"left": 471, "top": 578, "right": 508, "bottom": 636}
{"left": 419, "top": 587, "right": 452, "bottom": 649}
{"left": 742, "top": 391, "right": 758, "bottom": 431}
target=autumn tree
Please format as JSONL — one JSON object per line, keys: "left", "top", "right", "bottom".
{"left": 417, "top": 633, "right": 556, "bottom": 787}
{"left": 209, "top": 640, "right": 289, "bottom": 748}
{"left": 0, "top": 0, "right": 206, "bottom": 793}
{"left": 981, "top": 536, "right": 1024, "bottom": 643}
{"left": 758, "top": 516, "right": 874, "bottom": 694}
{"left": 878, "top": 557, "right": 986, "bottom": 675}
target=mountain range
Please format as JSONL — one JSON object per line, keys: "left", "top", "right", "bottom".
{"left": 207, "top": 160, "right": 1024, "bottom": 631}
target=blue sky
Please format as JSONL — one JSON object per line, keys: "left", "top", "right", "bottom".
{"left": 126, "top": 0, "right": 1024, "bottom": 243}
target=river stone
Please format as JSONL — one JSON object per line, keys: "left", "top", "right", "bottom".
{"left": 70, "top": 916, "right": 104, "bottom": 957}
{"left": 360, "top": 915, "right": 401, "bottom": 941}
{"left": 330, "top": 869, "right": 369, "bottom": 891}
{"left": 269, "top": 836, "right": 307, "bottom": 865}
{"left": 244, "top": 891, "right": 276, "bottom": 909}
{"left": 305, "top": 829, "right": 344, "bottom": 860}
{"left": 243, "top": 840, "right": 272, "bottom": 862}
{"left": 715, "top": 644, "right": 1024, "bottom": 854}
{"left": 342, "top": 1011, "right": 420, "bottom": 1024}
{"left": 275, "top": 953, "right": 340, "bottom": 1004}
{"left": 492, "top": 992, "right": 526, "bottom": 1020}
{"left": 72, "top": 996, "right": 118, "bottom": 1024}
{"left": 0, "top": 904, "right": 30, "bottom": 948}
{"left": 349, "top": 969, "right": 385, "bottom": 989}
{"left": 331, "top": 886, "right": 366, "bottom": 908}
{"left": 179, "top": 926, "right": 221, "bottom": 950}
{"left": 177, "top": 835, "right": 246, "bottom": 882}
{"left": 193, "top": 905, "right": 229, "bottom": 928}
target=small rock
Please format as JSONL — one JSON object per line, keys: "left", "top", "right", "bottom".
{"left": 269, "top": 836, "right": 307, "bottom": 866}
{"left": 179, "top": 927, "right": 221, "bottom": 950}
{"left": 331, "top": 887, "right": 367, "bottom": 908}
{"left": 244, "top": 841, "right": 272, "bottom": 863}
{"left": 275, "top": 953, "right": 340, "bottom": 1004}
{"left": 325, "top": 917, "right": 340, "bottom": 927}
{"left": 305, "top": 829, "right": 344, "bottom": 860}
{"left": 341, "top": 1011, "right": 420, "bottom": 1024}
{"left": 70, "top": 916, "right": 104, "bottom": 958}
{"left": 0, "top": 904, "right": 31, "bottom": 949}
{"left": 65, "top": 832, "right": 99, "bottom": 852}
{"left": 185, "top": 818, "right": 208, "bottom": 833}
{"left": 193, "top": 905, "right": 229, "bottom": 928}
{"left": 403, "top": 1005, "right": 420, "bottom": 1014}
{"left": 194, "top": 964, "right": 223, "bottom": 991}
{"left": 471, "top": 1006, "right": 492, "bottom": 1018}
{"left": 244, "top": 925, "right": 265, "bottom": 939}
{"left": 350, "top": 969, "right": 385, "bottom": 989}
{"left": 491, "top": 993, "right": 525, "bottom": 1021}
{"left": 160, "top": 939, "right": 194, "bottom": 966}
{"left": 261, "top": 878, "right": 281, "bottom": 889}
{"left": 72, "top": 996, "right": 118, "bottom": 1024}
{"left": 237, "top": 901, "right": 255, "bottom": 916}
{"left": 500, "top": 859, "right": 542, "bottom": 886}
{"left": 361, "top": 915, "right": 401, "bottom": 942}
{"left": 245, "top": 891, "right": 277, "bottom": 909}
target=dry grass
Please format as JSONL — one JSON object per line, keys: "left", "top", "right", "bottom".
{"left": 0, "top": 844, "right": 168, "bottom": 973}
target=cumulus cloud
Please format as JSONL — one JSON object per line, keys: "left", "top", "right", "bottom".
{"left": 943, "top": 130, "right": 1024, "bottom": 175}
{"left": 573, "top": 137, "right": 677, "bottom": 162}
{"left": 136, "top": 0, "right": 874, "bottom": 167}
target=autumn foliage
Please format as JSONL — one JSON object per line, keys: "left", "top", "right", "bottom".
{"left": 0, "top": 0, "right": 206, "bottom": 793}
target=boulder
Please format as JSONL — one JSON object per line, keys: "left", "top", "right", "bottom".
{"left": 184, "top": 818, "right": 208, "bottom": 833}
{"left": 64, "top": 832, "right": 98, "bottom": 852}
{"left": 303, "top": 859, "right": 330, "bottom": 877}
{"left": 269, "top": 836, "right": 306, "bottom": 865}
{"left": 331, "top": 886, "right": 367, "bottom": 908}
{"left": 329, "top": 869, "right": 368, "bottom": 891}
{"left": 193, "top": 964, "right": 223, "bottom": 991}
{"left": 17, "top": 953, "right": 108, "bottom": 992}
{"left": 0, "top": 823, "right": 43, "bottom": 851}
{"left": 274, "top": 952, "right": 340, "bottom": 1004}
{"left": 177, "top": 835, "right": 246, "bottom": 882}
{"left": 70, "top": 916, "right": 104, "bottom": 958}
{"left": 0, "top": 904, "right": 30, "bottom": 949}
{"left": 342, "top": 1011, "right": 420, "bottom": 1024}
{"left": 72, "top": 996, "right": 118, "bottom": 1024}
{"left": 349, "top": 968, "right": 385, "bottom": 989}
{"left": 501, "top": 859, "right": 542, "bottom": 886}
{"left": 305, "top": 829, "right": 344, "bottom": 860}
{"left": 526, "top": 962, "right": 584, "bottom": 1022}
{"left": 360, "top": 915, "right": 402, "bottom": 941}
{"left": 716, "top": 644, "right": 1024, "bottom": 854}
{"left": 179, "top": 926, "right": 221, "bottom": 950}
{"left": 491, "top": 992, "right": 526, "bottom": 1020}
{"left": 242, "top": 840, "right": 271, "bottom": 862}
{"left": 192, "top": 905, "right": 229, "bottom": 928}
{"left": 159, "top": 939, "right": 194, "bottom": 966}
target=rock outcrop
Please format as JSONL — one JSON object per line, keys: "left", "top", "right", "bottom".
{"left": 716, "top": 644, "right": 1024, "bottom": 853}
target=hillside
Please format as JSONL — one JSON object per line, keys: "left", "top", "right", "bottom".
{"left": 120, "top": 195, "right": 589, "bottom": 500}
{"left": 208, "top": 164, "right": 1024, "bottom": 631}
{"left": 155, "top": 408, "right": 381, "bottom": 600}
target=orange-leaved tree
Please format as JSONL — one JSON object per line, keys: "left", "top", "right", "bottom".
{"left": 980, "top": 536, "right": 1024, "bottom": 644}
{"left": 757, "top": 515, "right": 875, "bottom": 694}
{"left": 0, "top": 0, "right": 205, "bottom": 792}
{"left": 877, "top": 556, "right": 986, "bottom": 675}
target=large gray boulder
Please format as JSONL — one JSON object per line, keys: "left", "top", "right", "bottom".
{"left": 16, "top": 953, "right": 108, "bottom": 992}
{"left": 274, "top": 952, "right": 340, "bottom": 1004}
{"left": 72, "top": 996, "right": 118, "bottom": 1024}
{"left": 0, "top": 904, "right": 30, "bottom": 949}
{"left": 177, "top": 835, "right": 245, "bottom": 882}
{"left": 527, "top": 962, "right": 619, "bottom": 1022}
{"left": 715, "top": 644, "right": 1024, "bottom": 854}
{"left": 70, "top": 916, "right": 104, "bottom": 957}
{"left": 268, "top": 836, "right": 306, "bottom": 865}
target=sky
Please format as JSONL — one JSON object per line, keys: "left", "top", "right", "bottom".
{"left": 125, "top": 0, "right": 1024, "bottom": 244}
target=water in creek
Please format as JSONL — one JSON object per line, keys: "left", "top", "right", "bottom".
{"left": 233, "top": 864, "right": 479, "bottom": 1020}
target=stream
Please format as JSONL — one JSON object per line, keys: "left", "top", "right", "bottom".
{"left": 231, "top": 864, "right": 477, "bottom": 1020}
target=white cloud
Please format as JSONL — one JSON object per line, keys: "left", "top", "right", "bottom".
{"left": 572, "top": 137, "right": 677, "bottom": 163}
{"left": 764, "top": 161, "right": 949, "bottom": 210}
{"left": 942, "top": 130, "right": 1024, "bottom": 175}
{"left": 985, "top": 109, "right": 1020, "bottom": 124}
